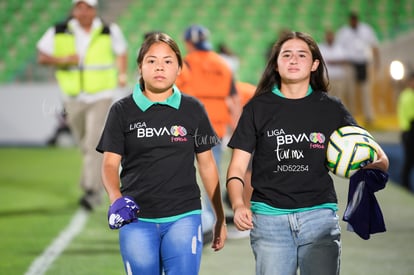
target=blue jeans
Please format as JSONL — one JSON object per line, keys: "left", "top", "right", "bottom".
{"left": 119, "top": 214, "right": 203, "bottom": 275}
{"left": 250, "top": 209, "right": 341, "bottom": 275}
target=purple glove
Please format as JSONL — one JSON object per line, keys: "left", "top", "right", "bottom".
{"left": 107, "top": 196, "right": 139, "bottom": 229}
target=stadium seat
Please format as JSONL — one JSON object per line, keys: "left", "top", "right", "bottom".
{"left": 1, "top": 0, "right": 414, "bottom": 84}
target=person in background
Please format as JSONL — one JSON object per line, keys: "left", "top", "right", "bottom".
{"left": 36, "top": 0, "right": 128, "bottom": 210}
{"left": 177, "top": 25, "right": 242, "bottom": 151}
{"left": 397, "top": 72, "right": 414, "bottom": 192}
{"left": 319, "top": 29, "right": 352, "bottom": 110}
{"left": 217, "top": 41, "right": 241, "bottom": 152}
{"left": 96, "top": 32, "right": 226, "bottom": 274}
{"left": 217, "top": 43, "right": 240, "bottom": 75}
{"left": 226, "top": 31, "right": 389, "bottom": 275}
{"left": 336, "top": 11, "right": 380, "bottom": 126}
{"left": 176, "top": 24, "right": 242, "bottom": 241}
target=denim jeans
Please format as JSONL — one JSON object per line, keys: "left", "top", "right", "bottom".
{"left": 119, "top": 214, "right": 203, "bottom": 275}
{"left": 250, "top": 208, "right": 341, "bottom": 275}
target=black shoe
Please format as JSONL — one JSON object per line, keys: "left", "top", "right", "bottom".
{"left": 79, "top": 196, "right": 93, "bottom": 211}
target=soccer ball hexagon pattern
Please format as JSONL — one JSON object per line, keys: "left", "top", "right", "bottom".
{"left": 326, "top": 126, "right": 379, "bottom": 178}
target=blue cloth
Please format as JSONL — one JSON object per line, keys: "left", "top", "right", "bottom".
{"left": 343, "top": 169, "right": 388, "bottom": 240}
{"left": 107, "top": 196, "right": 140, "bottom": 230}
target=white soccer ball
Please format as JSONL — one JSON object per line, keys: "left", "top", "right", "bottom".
{"left": 326, "top": 126, "right": 379, "bottom": 178}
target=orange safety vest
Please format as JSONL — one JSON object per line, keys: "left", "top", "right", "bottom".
{"left": 176, "top": 51, "right": 233, "bottom": 138}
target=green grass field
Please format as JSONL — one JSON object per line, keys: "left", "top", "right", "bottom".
{"left": 1, "top": 147, "right": 413, "bottom": 275}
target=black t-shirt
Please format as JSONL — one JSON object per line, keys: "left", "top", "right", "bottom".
{"left": 228, "top": 91, "right": 356, "bottom": 209}
{"left": 97, "top": 93, "right": 218, "bottom": 218}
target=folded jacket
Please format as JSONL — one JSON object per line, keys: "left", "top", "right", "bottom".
{"left": 343, "top": 168, "right": 389, "bottom": 240}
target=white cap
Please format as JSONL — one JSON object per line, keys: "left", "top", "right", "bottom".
{"left": 72, "top": 0, "right": 98, "bottom": 7}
